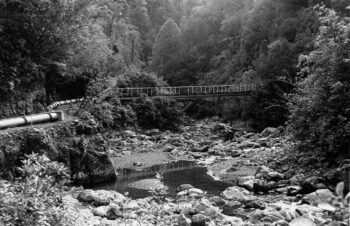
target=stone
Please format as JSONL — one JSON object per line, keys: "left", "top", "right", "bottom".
{"left": 296, "top": 204, "right": 323, "bottom": 215}
{"left": 289, "top": 216, "right": 316, "bottom": 226}
{"left": 77, "top": 189, "right": 96, "bottom": 202}
{"left": 222, "top": 201, "right": 242, "bottom": 215}
{"left": 191, "top": 214, "right": 206, "bottom": 226}
{"left": 254, "top": 179, "right": 274, "bottom": 193}
{"left": 255, "top": 166, "right": 283, "bottom": 181}
{"left": 221, "top": 186, "right": 251, "bottom": 202}
{"left": 273, "top": 220, "right": 290, "bottom": 226}
{"left": 123, "top": 200, "right": 139, "bottom": 210}
{"left": 302, "top": 176, "right": 326, "bottom": 193}
{"left": 261, "top": 127, "right": 279, "bottom": 137}
{"left": 289, "top": 174, "right": 306, "bottom": 185}
{"left": 124, "top": 130, "right": 136, "bottom": 138}
{"left": 93, "top": 206, "right": 110, "bottom": 217}
{"left": 317, "top": 202, "right": 336, "bottom": 212}
{"left": 188, "top": 188, "right": 204, "bottom": 195}
{"left": 209, "top": 196, "right": 225, "bottom": 206}
{"left": 287, "top": 186, "right": 302, "bottom": 196}
{"left": 237, "top": 176, "right": 255, "bottom": 190}
{"left": 178, "top": 214, "right": 191, "bottom": 226}
{"left": 303, "top": 189, "right": 335, "bottom": 204}
{"left": 179, "top": 184, "right": 194, "bottom": 191}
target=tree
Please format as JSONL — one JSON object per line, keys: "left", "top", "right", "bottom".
{"left": 152, "top": 19, "right": 182, "bottom": 69}
{"left": 288, "top": 6, "right": 350, "bottom": 158}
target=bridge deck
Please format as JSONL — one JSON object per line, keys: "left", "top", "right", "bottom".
{"left": 116, "top": 84, "right": 257, "bottom": 100}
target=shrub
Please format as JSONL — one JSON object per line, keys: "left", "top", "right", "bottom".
{"left": 132, "top": 96, "right": 184, "bottom": 130}
{"left": 0, "top": 153, "right": 71, "bottom": 226}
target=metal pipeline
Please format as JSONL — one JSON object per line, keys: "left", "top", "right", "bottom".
{"left": 0, "top": 112, "right": 63, "bottom": 130}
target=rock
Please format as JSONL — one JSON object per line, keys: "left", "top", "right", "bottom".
{"left": 255, "top": 166, "right": 283, "bottom": 181}
{"left": 100, "top": 218, "right": 120, "bottom": 226}
{"left": 192, "top": 153, "right": 203, "bottom": 159}
{"left": 261, "top": 127, "right": 280, "bottom": 137}
{"left": 133, "top": 161, "right": 142, "bottom": 166}
{"left": 317, "top": 202, "right": 336, "bottom": 212}
{"left": 249, "top": 208, "right": 284, "bottom": 223}
{"left": 221, "top": 186, "right": 251, "bottom": 202}
{"left": 253, "top": 179, "right": 275, "bottom": 193}
{"left": 287, "top": 186, "right": 302, "bottom": 196}
{"left": 179, "top": 184, "right": 194, "bottom": 191}
{"left": 203, "top": 206, "right": 221, "bottom": 218}
{"left": 209, "top": 196, "right": 225, "bottom": 206}
{"left": 302, "top": 176, "right": 326, "bottom": 193}
{"left": 222, "top": 201, "right": 242, "bottom": 216}
{"left": 178, "top": 214, "right": 191, "bottom": 226}
{"left": 296, "top": 204, "right": 323, "bottom": 215}
{"left": 188, "top": 188, "right": 204, "bottom": 195}
{"left": 177, "top": 190, "right": 189, "bottom": 196}
{"left": 273, "top": 220, "right": 289, "bottom": 226}
{"left": 93, "top": 194, "right": 110, "bottom": 206}
{"left": 145, "top": 129, "right": 160, "bottom": 136}
{"left": 123, "top": 200, "right": 139, "bottom": 210}
{"left": 303, "top": 189, "right": 335, "bottom": 204}
{"left": 289, "top": 216, "right": 316, "bottom": 226}
{"left": 238, "top": 141, "right": 260, "bottom": 149}
{"left": 107, "top": 204, "right": 123, "bottom": 219}
{"left": 93, "top": 206, "right": 110, "bottom": 217}
{"left": 129, "top": 179, "right": 167, "bottom": 191}
{"left": 191, "top": 214, "right": 206, "bottom": 226}
{"left": 124, "top": 130, "right": 136, "bottom": 138}
{"left": 289, "top": 174, "right": 306, "bottom": 185}
{"left": 77, "top": 189, "right": 96, "bottom": 202}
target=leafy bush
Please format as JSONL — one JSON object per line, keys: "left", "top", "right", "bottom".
{"left": 0, "top": 153, "right": 71, "bottom": 226}
{"left": 287, "top": 6, "right": 350, "bottom": 158}
{"left": 132, "top": 96, "right": 184, "bottom": 130}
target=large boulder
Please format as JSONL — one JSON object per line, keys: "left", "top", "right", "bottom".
{"left": 255, "top": 166, "right": 284, "bottom": 181}
{"left": 301, "top": 176, "right": 327, "bottom": 193}
{"left": 221, "top": 186, "right": 256, "bottom": 204}
{"left": 303, "top": 189, "right": 335, "bottom": 204}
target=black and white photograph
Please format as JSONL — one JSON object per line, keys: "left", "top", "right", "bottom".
{"left": 0, "top": 0, "right": 349, "bottom": 225}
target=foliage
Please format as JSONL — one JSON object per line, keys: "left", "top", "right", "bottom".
{"left": 0, "top": 153, "right": 71, "bottom": 226}
{"left": 287, "top": 6, "right": 350, "bottom": 157}
{"left": 152, "top": 19, "right": 182, "bottom": 70}
{"left": 115, "top": 66, "right": 167, "bottom": 88}
{"left": 132, "top": 96, "right": 184, "bottom": 130}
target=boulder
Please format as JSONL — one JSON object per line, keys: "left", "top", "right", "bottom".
{"left": 253, "top": 179, "right": 276, "bottom": 193}
{"left": 221, "top": 186, "right": 256, "bottom": 204}
{"left": 255, "top": 166, "right": 284, "bottom": 181}
{"left": 289, "top": 216, "right": 316, "bottom": 226}
{"left": 301, "top": 176, "right": 326, "bottom": 193}
{"left": 178, "top": 214, "right": 191, "bottom": 226}
{"left": 209, "top": 196, "right": 225, "bottom": 206}
{"left": 303, "top": 189, "right": 335, "bottom": 204}
{"left": 93, "top": 206, "right": 110, "bottom": 217}
{"left": 222, "top": 201, "right": 242, "bottom": 216}
{"left": 287, "top": 186, "right": 302, "bottom": 196}
{"left": 191, "top": 214, "right": 206, "bottom": 226}
{"left": 178, "top": 184, "right": 194, "bottom": 191}
{"left": 77, "top": 189, "right": 96, "bottom": 202}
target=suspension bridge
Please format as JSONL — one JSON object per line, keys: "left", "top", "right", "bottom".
{"left": 0, "top": 84, "right": 259, "bottom": 131}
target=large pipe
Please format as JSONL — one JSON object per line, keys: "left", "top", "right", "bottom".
{"left": 0, "top": 111, "right": 64, "bottom": 130}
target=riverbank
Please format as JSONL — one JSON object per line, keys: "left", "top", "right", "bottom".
{"left": 67, "top": 119, "right": 348, "bottom": 225}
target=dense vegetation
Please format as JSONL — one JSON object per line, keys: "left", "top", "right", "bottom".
{"left": 0, "top": 0, "right": 349, "bottom": 154}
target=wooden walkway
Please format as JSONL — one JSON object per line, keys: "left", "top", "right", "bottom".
{"left": 116, "top": 84, "right": 257, "bottom": 100}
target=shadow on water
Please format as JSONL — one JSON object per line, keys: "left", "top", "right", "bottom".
{"left": 89, "top": 160, "right": 255, "bottom": 199}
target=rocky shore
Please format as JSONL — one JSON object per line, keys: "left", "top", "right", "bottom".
{"left": 59, "top": 119, "right": 349, "bottom": 226}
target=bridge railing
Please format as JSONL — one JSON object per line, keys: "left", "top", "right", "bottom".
{"left": 115, "top": 84, "right": 257, "bottom": 98}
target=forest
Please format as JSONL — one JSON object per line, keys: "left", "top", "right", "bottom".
{"left": 1, "top": 0, "right": 349, "bottom": 157}
{"left": 0, "top": 0, "right": 349, "bottom": 225}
